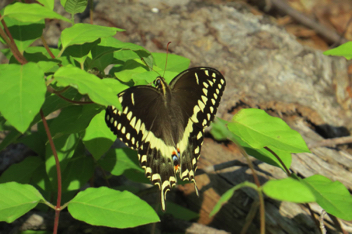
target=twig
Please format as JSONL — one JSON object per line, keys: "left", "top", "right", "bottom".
{"left": 267, "top": 0, "right": 348, "bottom": 45}
{"left": 305, "top": 203, "right": 320, "bottom": 232}
{"left": 308, "top": 136, "right": 352, "bottom": 149}
{"left": 320, "top": 210, "right": 327, "bottom": 234}
{"left": 241, "top": 200, "right": 260, "bottom": 234}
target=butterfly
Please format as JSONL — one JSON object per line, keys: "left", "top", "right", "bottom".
{"left": 105, "top": 67, "right": 226, "bottom": 210}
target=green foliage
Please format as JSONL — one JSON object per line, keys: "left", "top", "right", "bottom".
{"left": 210, "top": 109, "right": 352, "bottom": 222}
{"left": 0, "top": 1, "right": 351, "bottom": 233}
{"left": 0, "top": 63, "right": 46, "bottom": 133}
{"left": 68, "top": 187, "right": 160, "bottom": 228}
{"left": 323, "top": 41, "right": 352, "bottom": 60}
{"left": 0, "top": 182, "right": 45, "bottom": 222}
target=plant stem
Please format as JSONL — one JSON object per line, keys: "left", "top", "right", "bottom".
{"left": 41, "top": 35, "right": 56, "bottom": 59}
{"left": 258, "top": 190, "right": 265, "bottom": 234}
{"left": 40, "top": 110, "right": 62, "bottom": 234}
{"left": 264, "top": 146, "right": 291, "bottom": 176}
{"left": 238, "top": 145, "right": 265, "bottom": 233}
{"left": 0, "top": 13, "right": 27, "bottom": 64}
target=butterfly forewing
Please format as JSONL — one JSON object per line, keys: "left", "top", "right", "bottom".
{"left": 105, "top": 67, "right": 226, "bottom": 211}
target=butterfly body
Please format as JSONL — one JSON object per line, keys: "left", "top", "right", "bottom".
{"left": 105, "top": 67, "right": 226, "bottom": 210}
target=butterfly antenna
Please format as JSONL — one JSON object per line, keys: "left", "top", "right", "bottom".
{"left": 163, "top": 42, "right": 171, "bottom": 78}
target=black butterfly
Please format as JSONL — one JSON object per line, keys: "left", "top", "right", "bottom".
{"left": 105, "top": 67, "right": 226, "bottom": 211}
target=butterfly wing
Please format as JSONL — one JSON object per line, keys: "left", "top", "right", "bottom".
{"left": 170, "top": 67, "right": 226, "bottom": 192}
{"left": 105, "top": 85, "right": 179, "bottom": 211}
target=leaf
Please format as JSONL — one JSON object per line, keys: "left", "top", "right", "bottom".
{"left": 210, "top": 181, "right": 257, "bottom": 217}
{"left": 60, "top": 23, "right": 124, "bottom": 51}
{"left": 303, "top": 175, "right": 352, "bottom": 221}
{"left": 89, "top": 37, "right": 152, "bottom": 71}
{"left": 323, "top": 42, "right": 352, "bottom": 60}
{"left": 98, "top": 148, "right": 143, "bottom": 176}
{"left": 228, "top": 109, "right": 310, "bottom": 153}
{"left": 158, "top": 202, "right": 199, "bottom": 221}
{"left": 68, "top": 187, "right": 160, "bottom": 228}
{"left": 61, "top": 143, "right": 94, "bottom": 192}
{"left": 102, "top": 78, "right": 130, "bottom": 95}
{"left": 0, "top": 156, "right": 43, "bottom": 184}
{"left": 152, "top": 53, "right": 190, "bottom": 73}
{"left": 0, "top": 63, "right": 46, "bottom": 133}
{"left": 63, "top": 0, "right": 88, "bottom": 14}
{"left": 53, "top": 65, "right": 121, "bottom": 109}
{"left": 262, "top": 177, "right": 316, "bottom": 203}
{"left": 112, "top": 59, "right": 149, "bottom": 83}
{"left": 211, "top": 118, "right": 292, "bottom": 170}
{"left": 45, "top": 134, "right": 79, "bottom": 188}
{"left": 49, "top": 104, "right": 101, "bottom": 137}
{"left": 3, "top": 2, "right": 70, "bottom": 23}
{"left": 0, "top": 182, "right": 44, "bottom": 223}
{"left": 19, "top": 130, "right": 47, "bottom": 157}
{"left": 82, "top": 110, "right": 116, "bottom": 160}
{"left": 1, "top": 17, "right": 45, "bottom": 53}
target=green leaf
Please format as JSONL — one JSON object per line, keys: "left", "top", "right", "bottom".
{"left": 30, "top": 161, "right": 52, "bottom": 196}
{"left": 60, "top": 23, "right": 124, "bottom": 51}
{"left": 61, "top": 143, "right": 94, "bottom": 192}
{"left": 0, "top": 156, "right": 43, "bottom": 184}
{"left": 98, "top": 148, "right": 143, "bottom": 176}
{"left": 152, "top": 53, "right": 190, "bottom": 73}
{"left": 89, "top": 37, "right": 152, "bottom": 71}
{"left": 323, "top": 42, "right": 352, "bottom": 60}
{"left": 262, "top": 177, "right": 316, "bottom": 203}
{"left": 158, "top": 202, "right": 199, "bottom": 221}
{"left": 228, "top": 109, "right": 310, "bottom": 153}
{"left": 82, "top": 110, "right": 116, "bottom": 160}
{"left": 210, "top": 118, "right": 231, "bottom": 141}
{"left": 49, "top": 104, "right": 101, "bottom": 137}
{"left": 112, "top": 59, "right": 149, "bottom": 83}
{"left": 0, "top": 63, "right": 46, "bottom": 133}
{"left": 53, "top": 65, "right": 121, "bottom": 109}
{"left": 102, "top": 78, "right": 129, "bottom": 95}
{"left": 62, "top": 40, "right": 100, "bottom": 66}
{"left": 3, "top": 2, "right": 70, "bottom": 23}
{"left": 45, "top": 133, "right": 79, "bottom": 188}
{"left": 303, "top": 175, "right": 352, "bottom": 221}
{"left": 210, "top": 181, "right": 257, "bottom": 217}
{"left": 1, "top": 17, "right": 45, "bottom": 53}
{"left": 19, "top": 130, "right": 47, "bottom": 157}
{"left": 0, "top": 182, "right": 44, "bottom": 223}
{"left": 211, "top": 118, "right": 292, "bottom": 170}
{"left": 68, "top": 187, "right": 160, "bottom": 228}
{"left": 63, "top": 0, "right": 88, "bottom": 14}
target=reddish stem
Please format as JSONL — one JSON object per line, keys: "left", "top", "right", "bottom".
{"left": 40, "top": 110, "right": 62, "bottom": 234}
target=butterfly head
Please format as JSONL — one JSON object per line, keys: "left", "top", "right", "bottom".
{"left": 153, "top": 76, "right": 169, "bottom": 95}
{"left": 153, "top": 77, "right": 163, "bottom": 88}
